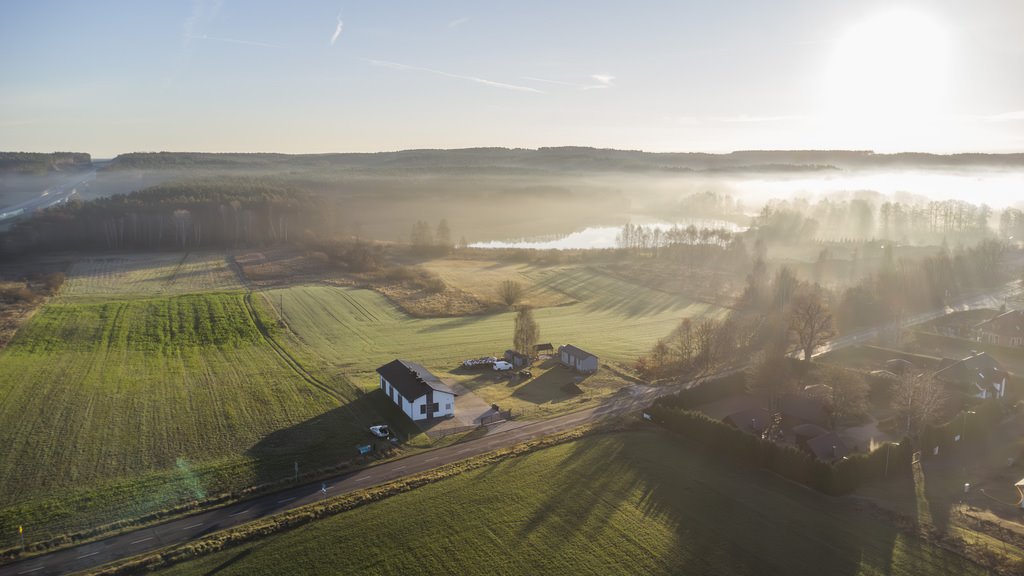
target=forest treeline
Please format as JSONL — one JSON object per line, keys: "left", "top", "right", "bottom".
{"left": 0, "top": 152, "right": 91, "bottom": 175}
{"left": 103, "top": 149, "right": 1024, "bottom": 174}
{"left": 1, "top": 177, "right": 326, "bottom": 254}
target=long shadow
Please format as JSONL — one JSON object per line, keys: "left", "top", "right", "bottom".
{"left": 512, "top": 366, "right": 590, "bottom": 405}
{"left": 245, "top": 390, "right": 403, "bottom": 485}
{"left": 203, "top": 548, "right": 253, "bottom": 575}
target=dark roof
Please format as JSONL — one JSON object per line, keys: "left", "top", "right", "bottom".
{"left": 377, "top": 359, "right": 457, "bottom": 401}
{"left": 805, "top": 432, "right": 851, "bottom": 462}
{"left": 934, "top": 352, "right": 1006, "bottom": 385}
{"left": 975, "top": 309, "right": 1024, "bottom": 336}
{"left": 792, "top": 423, "right": 830, "bottom": 439}
{"left": 559, "top": 344, "right": 597, "bottom": 361}
{"left": 505, "top": 349, "right": 529, "bottom": 358}
{"left": 724, "top": 408, "right": 770, "bottom": 435}
{"left": 534, "top": 343, "right": 554, "bottom": 352}
{"left": 779, "top": 394, "right": 830, "bottom": 428}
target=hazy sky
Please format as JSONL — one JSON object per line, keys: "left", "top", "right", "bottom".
{"left": 2, "top": 0, "right": 1022, "bottom": 156}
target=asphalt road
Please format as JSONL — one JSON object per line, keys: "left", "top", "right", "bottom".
{"left": 3, "top": 277, "right": 1021, "bottom": 576}
{"left": 0, "top": 386, "right": 667, "bottom": 576}
{"left": 0, "top": 170, "right": 96, "bottom": 224}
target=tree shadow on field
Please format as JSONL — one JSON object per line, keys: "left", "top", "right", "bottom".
{"left": 246, "top": 389, "right": 409, "bottom": 485}
{"left": 203, "top": 548, "right": 253, "bottom": 575}
{"left": 619, "top": 431, "right": 978, "bottom": 575}
{"left": 415, "top": 312, "right": 500, "bottom": 333}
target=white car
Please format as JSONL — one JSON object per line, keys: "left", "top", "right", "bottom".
{"left": 492, "top": 360, "right": 514, "bottom": 371}
{"left": 369, "top": 425, "right": 391, "bottom": 438}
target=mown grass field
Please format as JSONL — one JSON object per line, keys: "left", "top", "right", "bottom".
{"left": 0, "top": 292, "right": 378, "bottom": 549}
{"left": 418, "top": 259, "right": 575, "bottom": 309}
{"left": 155, "top": 431, "right": 989, "bottom": 576}
{"left": 267, "top": 266, "right": 721, "bottom": 379}
{"left": 60, "top": 253, "right": 243, "bottom": 300}
{"left": 263, "top": 267, "right": 723, "bottom": 412}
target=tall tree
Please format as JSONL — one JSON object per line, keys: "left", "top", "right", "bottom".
{"left": 497, "top": 280, "right": 523, "bottom": 307}
{"left": 513, "top": 307, "right": 540, "bottom": 356}
{"left": 435, "top": 219, "right": 452, "bottom": 254}
{"left": 891, "top": 372, "right": 948, "bottom": 437}
{"left": 788, "top": 290, "right": 835, "bottom": 361}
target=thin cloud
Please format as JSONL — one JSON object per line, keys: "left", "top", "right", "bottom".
{"left": 448, "top": 17, "right": 470, "bottom": 28}
{"left": 330, "top": 14, "right": 344, "bottom": 46}
{"left": 370, "top": 59, "right": 543, "bottom": 93}
{"left": 182, "top": 0, "right": 224, "bottom": 50}
{"left": 713, "top": 115, "right": 807, "bottom": 123}
{"left": 521, "top": 74, "right": 616, "bottom": 91}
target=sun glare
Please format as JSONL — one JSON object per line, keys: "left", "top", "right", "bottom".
{"left": 822, "top": 7, "right": 951, "bottom": 149}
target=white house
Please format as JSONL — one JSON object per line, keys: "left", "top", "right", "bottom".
{"left": 377, "top": 359, "right": 457, "bottom": 422}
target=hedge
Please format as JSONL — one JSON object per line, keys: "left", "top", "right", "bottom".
{"left": 646, "top": 404, "right": 912, "bottom": 495}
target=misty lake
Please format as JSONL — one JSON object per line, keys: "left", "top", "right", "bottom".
{"left": 469, "top": 218, "right": 746, "bottom": 250}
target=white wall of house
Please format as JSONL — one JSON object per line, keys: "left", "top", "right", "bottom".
{"left": 379, "top": 375, "right": 454, "bottom": 421}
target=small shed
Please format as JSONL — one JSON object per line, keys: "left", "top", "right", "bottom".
{"left": 534, "top": 343, "right": 554, "bottom": 354}
{"left": 504, "top": 349, "right": 530, "bottom": 368}
{"left": 559, "top": 344, "right": 598, "bottom": 373}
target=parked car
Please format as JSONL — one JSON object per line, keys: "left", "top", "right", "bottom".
{"left": 492, "top": 360, "right": 514, "bottom": 371}
{"left": 369, "top": 424, "right": 391, "bottom": 438}
{"left": 518, "top": 369, "right": 533, "bottom": 379}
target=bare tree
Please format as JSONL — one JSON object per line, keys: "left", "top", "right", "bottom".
{"left": 891, "top": 372, "right": 948, "bottom": 437}
{"left": 513, "top": 307, "right": 539, "bottom": 355}
{"left": 823, "top": 367, "right": 869, "bottom": 428}
{"left": 497, "top": 280, "right": 523, "bottom": 307}
{"left": 788, "top": 291, "right": 835, "bottom": 361}
{"left": 694, "top": 319, "right": 718, "bottom": 372}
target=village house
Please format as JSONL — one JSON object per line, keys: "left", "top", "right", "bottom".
{"left": 974, "top": 309, "right": 1024, "bottom": 347}
{"left": 377, "top": 359, "right": 457, "bottom": 422}
{"left": 934, "top": 352, "right": 1007, "bottom": 400}
{"left": 558, "top": 344, "right": 599, "bottom": 373}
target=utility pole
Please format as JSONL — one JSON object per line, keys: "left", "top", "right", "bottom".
{"left": 294, "top": 460, "right": 299, "bottom": 483}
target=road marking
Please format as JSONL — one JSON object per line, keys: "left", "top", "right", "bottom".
{"left": 77, "top": 551, "right": 100, "bottom": 559}
{"left": 229, "top": 508, "right": 251, "bottom": 517}
{"left": 394, "top": 466, "right": 406, "bottom": 470}
{"left": 130, "top": 536, "right": 153, "bottom": 544}
{"left": 277, "top": 497, "right": 296, "bottom": 504}
{"left": 354, "top": 475, "right": 371, "bottom": 481}
{"left": 425, "top": 457, "right": 438, "bottom": 462}
{"left": 182, "top": 523, "right": 203, "bottom": 530}
{"left": 18, "top": 567, "right": 44, "bottom": 574}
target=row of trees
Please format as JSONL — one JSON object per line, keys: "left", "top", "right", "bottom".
{"left": 752, "top": 197, "right": 999, "bottom": 245}
{"left": 2, "top": 178, "right": 323, "bottom": 255}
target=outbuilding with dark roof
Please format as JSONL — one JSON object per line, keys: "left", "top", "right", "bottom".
{"left": 377, "top": 359, "right": 457, "bottom": 421}
{"left": 559, "top": 344, "right": 598, "bottom": 373}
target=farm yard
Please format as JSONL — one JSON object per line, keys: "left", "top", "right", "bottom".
{"left": 153, "top": 431, "right": 989, "bottom": 576}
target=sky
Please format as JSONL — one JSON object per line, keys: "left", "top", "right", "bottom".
{"left": 1, "top": 0, "right": 1022, "bottom": 157}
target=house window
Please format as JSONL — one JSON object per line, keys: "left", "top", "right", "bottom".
{"left": 445, "top": 403, "right": 452, "bottom": 411}
{"left": 420, "top": 404, "right": 427, "bottom": 414}
{"left": 429, "top": 402, "right": 439, "bottom": 414}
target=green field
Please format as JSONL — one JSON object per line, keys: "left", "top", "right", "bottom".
{"left": 60, "top": 253, "right": 244, "bottom": 301}
{"left": 155, "top": 431, "right": 987, "bottom": 576}
{"left": 0, "top": 292, "right": 377, "bottom": 548}
{"left": 267, "top": 266, "right": 722, "bottom": 383}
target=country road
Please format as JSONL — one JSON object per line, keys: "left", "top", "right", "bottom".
{"left": 2, "top": 277, "right": 1021, "bottom": 576}
{"left": 0, "top": 386, "right": 668, "bottom": 576}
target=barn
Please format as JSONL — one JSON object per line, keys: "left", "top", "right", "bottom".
{"left": 377, "top": 359, "right": 457, "bottom": 422}
{"left": 558, "top": 344, "right": 599, "bottom": 373}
